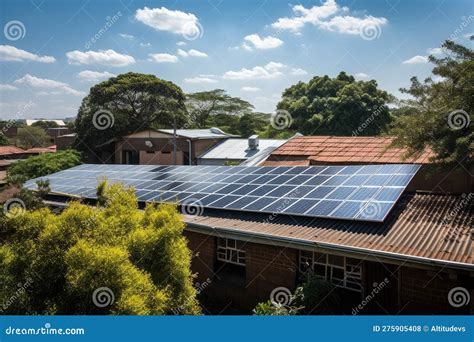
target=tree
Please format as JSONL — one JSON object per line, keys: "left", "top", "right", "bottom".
{"left": 390, "top": 39, "right": 473, "bottom": 167}
{"left": 31, "top": 121, "right": 59, "bottom": 129}
{"left": 186, "top": 89, "right": 254, "bottom": 128}
{"left": 6, "top": 150, "right": 81, "bottom": 184}
{"left": 15, "top": 126, "right": 50, "bottom": 149}
{"left": 277, "top": 72, "right": 393, "bottom": 136}
{"left": 0, "top": 132, "right": 9, "bottom": 146}
{"left": 0, "top": 183, "right": 200, "bottom": 315}
{"left": 238, "top": 113, "right": 268, "bottom": 138}
{"left": 74, "top": 72, "right": 188, "bottom": 151}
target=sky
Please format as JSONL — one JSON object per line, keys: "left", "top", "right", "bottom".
{"left": 0, "top": 0, "right": 473, "bottom": 120}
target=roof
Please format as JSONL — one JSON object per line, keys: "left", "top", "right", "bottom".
{"left": 158, "top": 128, "right": 236, "bottom": 139}
{"left": 184, "top": 193, "right": 473, "bottom": 269}
{"left": 0, "top": 146, "right": 25, "bottom": 156}
{"left": 261, "top": 159, "right": 310, "bottom": 166}
{"left": 26, "top": 119, "right": 65, "bottom": 126}
{"left": 198, "top": 138, "right": 286, "bottom": 161}
{"left": 269, "top": 136, "right": 435, "bottom": 164}
{"left": 24, "top": 145, "right": 56, "bottom": 154}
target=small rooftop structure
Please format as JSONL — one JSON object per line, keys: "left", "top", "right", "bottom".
{"left": 198, "top": 136, "right": 286, "bottom": 165}
{"left": 157, "top": 127, "right": 236, "bottom": 140}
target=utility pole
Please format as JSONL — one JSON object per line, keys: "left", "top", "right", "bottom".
{"left": 173, "top": 115, "right": 177, "bottom": 165}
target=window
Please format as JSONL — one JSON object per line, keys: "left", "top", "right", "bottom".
{"left": 217, "top": 238, "right": 246, "bottom": 266}
{"left": 215, "top": 238, "right": 246, "bottom": 286}
{"left": 299, "top": 251, "right": 362, "bottom": 292}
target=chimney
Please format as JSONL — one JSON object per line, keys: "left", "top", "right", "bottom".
{"left": 248, "top": 135, "right": 259, "bottom": 150}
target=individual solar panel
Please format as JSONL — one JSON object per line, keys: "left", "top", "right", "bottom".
{"left": 25, "top": 163, "right": 420, "bottom": 223}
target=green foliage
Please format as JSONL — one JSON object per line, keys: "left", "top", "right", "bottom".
{"left": 15, "top": 126, "right": 50, "bottom": 149}
{"left": 186, "top": 89, "right": 254, "bottom": 128}
{"left": 237, "top": 113, "right": 268, "bottom": 138}
{"left": 31, "top": 121, "right": 59, "bottom": 129}
{"left": 0, "top": 133, "right": 9, "bottom": 146}
{"left": 74, "top": 72, "right": 188, "bottom": 152}
{"left": 0, "top": 183, "right": 200, "bottom": 315}
{"left": 6, "top": 150, "right": 81, "bottom": 185}
{"left": 277, "top": 72, "right": 393, "bottom": 136}
{"left": 391, "top": 39, "right": 473, "bottom": 167}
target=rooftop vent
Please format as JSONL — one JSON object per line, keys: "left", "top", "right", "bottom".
{"left": 248, "top": 135, "right": 259, "bottom": 150}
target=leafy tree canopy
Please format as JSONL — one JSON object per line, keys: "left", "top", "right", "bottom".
{"left": 7, "top": 150, "right": 81, "bottom": 185}
{"left": 0, "top": 183, "right": 200, "bottom": 315}
{"left": 31, "top": 121, "right": 59, "bottom": 129}
{"left": 0, "top": 133, "right": 9, "bottom": 146}
{"left": 277, "top": 72, "right": 393, "bottom": 136}
{"left": 390, "top": 39, "right": 473, "bottom": 167}
{"left": 15, "top": 126, "right": 50, "bottom": 149}
{"left": 74, "top": 72, "right": 188, "bottom": 151}
{"left": 186, "top": 89, "right": 254, "bottom": 128}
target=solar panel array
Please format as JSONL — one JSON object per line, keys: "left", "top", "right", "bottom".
{"left": 24, "top": 163, "right": 420, "bottom": 222}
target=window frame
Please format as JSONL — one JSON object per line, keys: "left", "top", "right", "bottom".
{"left": 217, "top": 238, "right": 246, "bottom": 266}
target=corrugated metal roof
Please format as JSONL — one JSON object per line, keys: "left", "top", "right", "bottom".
{"left": 158, "top": 128, "right": 235, "bottom": 139}
{"left": 198, "top": 138, "right": 286, "bottom": 160}
{"left": 183, "top": 193, "right": 473, "bottom": 268}
{"left": 269, "top": 136, "right": 435, "bottom": 164}
{"left": 0, "top": 146, "right": 25, "bottom": 156}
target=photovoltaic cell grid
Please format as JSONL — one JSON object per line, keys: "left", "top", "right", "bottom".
{"left": 24, "top": 163, "right": 420, "bottom": 222}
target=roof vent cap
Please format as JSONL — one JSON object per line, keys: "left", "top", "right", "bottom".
{"left": 248, "top": 135, "right": 259, "bottom": 150}
{"left": 210, "top": 127, "right": 226, "bottom": 135}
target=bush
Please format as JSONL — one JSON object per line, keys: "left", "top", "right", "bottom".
{"left": 0, "top": 182, "right": 201, "bottom": 315}
{"left": 6, "top": 150, "right": 81, "bottom": 185}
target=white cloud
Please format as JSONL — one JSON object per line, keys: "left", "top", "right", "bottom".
{"left": 0, "top": 84, "right": 18, "bottom": 91}
{"left": 271, "top": 0, "right": 387, "bottom": 36}
{"left": 135, "top": 7, "right": 200, "bottom": 36}
{"left": 77, "top": 70, "right": 116, "bottom": 82}
{"left": 0, "top": 45, "right": 55, "bottom": 63}
{"left": 177, "top": 48, "right": 207, "bottom": 57}
{"left": 66, "top": 49, "right": 135, "bottom": 67}
{"left": 427, "top": 47, "right": 443, "bottom": 56}
{"left": 402, "top": 55, "right": 428, "bottom": 64}
{"left": 184, "top": 76, "right": 217, "bottom": 84}
{"left": 119, "top": 33, "right": 135, "bottom": 40}
{"left": 177, "top": 41, "right": 187, "bottom": 46}
{"left": 290, "top": 68, "right": 308, "bottom": 75}
{"left": 241, "top": 86, "right": 261, "bottom": 92}
{"left": 14, "top": 74, "right": 85, "bottom": 96}
{"left": 243, "top": 34, "right": 283, "bottom": 50}
{"left": 149, "top": 53, "right": 178, "bottom": 63}
{"left": 355, "top": 72, "right": 369, "bottom": 78}
{"left": 140, "top": 42, "right": 151, "bottom": 47}
{"left": 223, "top": 62, "right": 286, "bottom": 80}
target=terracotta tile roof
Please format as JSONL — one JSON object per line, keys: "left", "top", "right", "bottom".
{"left": 25, "top": 145, "right": 56, "bottom": 154}
{"left": 269, "top": 136, "right": 435, "bottom": 164}
{"left": 184, "top": 193, "right": 473, "bottom": 268}
{"left": 260, "top": 159, "right": 310, "bottom": 166}
{"left": 0, "top": 146, "right": 25, "bottom": 156}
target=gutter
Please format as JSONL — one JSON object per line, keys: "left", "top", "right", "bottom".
{"left": 185, "top": 220, "right": 474, "bottom": 272}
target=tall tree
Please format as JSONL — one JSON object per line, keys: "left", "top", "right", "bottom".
{"left": 15, "top": 126, "right": 50, "bottom": 149}
{"left": 186, "top": 89, "right": 254, "bottom": 128}
{"left": 391, "top": 39, "right": 473, "bottom": 167}
{"left": 74, "top": 73, "right": 188, "bottom": 151}
{"left": 277, "top": 72, "right": 393, "bottom": 136}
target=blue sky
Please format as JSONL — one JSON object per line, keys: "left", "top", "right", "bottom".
{"left": 0, "top": 0, "right": 472, "bottom": 119}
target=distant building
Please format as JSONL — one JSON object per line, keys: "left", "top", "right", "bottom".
{"left": 25, "top": 119, "right": 66, "bottom": 127}
{"left": 197, "top": 135, "right": 287, "bottom": 166}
